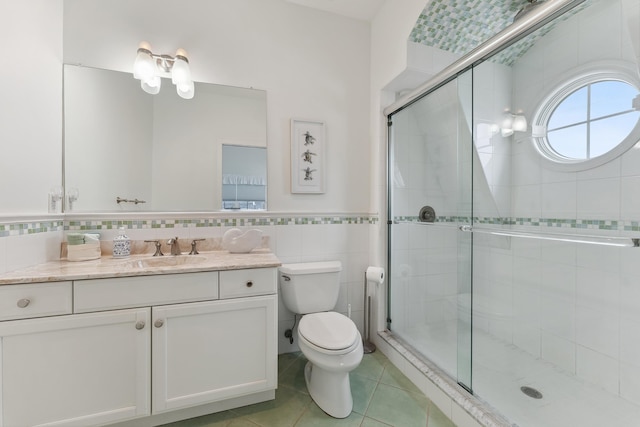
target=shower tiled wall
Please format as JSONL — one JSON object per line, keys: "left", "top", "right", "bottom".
{"left": 472, "top": 0, "right": 640, "bottom": 405}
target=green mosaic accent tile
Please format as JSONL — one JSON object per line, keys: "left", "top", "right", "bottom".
{"left": 409, "top": 0, "right": 592, "bottom": 66}
{"left": 393, "top": 216, "right": 640, "bottom": 234}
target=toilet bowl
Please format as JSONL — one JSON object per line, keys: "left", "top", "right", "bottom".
{"left": 279, "top": 261, "right": 364, "bottom": 418}
{"left": 297, "top": 311, "right": 363, "bottom": 418}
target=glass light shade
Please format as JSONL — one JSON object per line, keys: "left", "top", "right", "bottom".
{"left": 171, "top": 57, "right": 192, "bottom": 86}
{"left": 177, "top": 80, "right": 195, "bottom": 99}
{"left": 141, "top": 75, "right": 161, "bottom": 95}
{"left": 501, "top": 115, "right": 513, "bottom": 129}
{"left": 133, "top": 50, "right": 156, "bottom": 81}
{"left": 513, "top": 115, "right": 528, "bottom": 132}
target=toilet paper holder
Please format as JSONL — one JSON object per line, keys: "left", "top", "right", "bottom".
{"left": 363, "top": 266, "right": 384, "bottom": 354}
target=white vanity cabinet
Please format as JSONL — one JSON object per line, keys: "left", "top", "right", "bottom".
{"left": 152, "top": 295, "right": 277, "bottom": 413}
{"left": 0, "top": 266, "right": 278, "bottom": 427}
{"left": 0, "top": 306, "right": 150, "bottom": 427}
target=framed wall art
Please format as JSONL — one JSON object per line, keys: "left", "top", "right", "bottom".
{"left": 290, "top": 118, "right": 325, "bottom": 194}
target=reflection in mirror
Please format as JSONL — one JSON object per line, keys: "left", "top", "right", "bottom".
{"left": 221, "top": 145, "right": 267, "bottom": 210}
{"left": 63, "top": 64, "right": 267, "bottom": 212}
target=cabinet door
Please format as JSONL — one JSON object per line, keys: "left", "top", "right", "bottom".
{"left": 0, "top": 308, "right": 150, "bottom": 427}
{"left": 152, "top": 295, "right": 277, "bottom": 413}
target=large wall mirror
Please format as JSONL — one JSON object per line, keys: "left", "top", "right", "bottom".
{"left": 63, "top": 64, "right": 267, "bottom": 212}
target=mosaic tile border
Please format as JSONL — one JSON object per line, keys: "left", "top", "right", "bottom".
{"left": 394, "top": 216, "right": 640, "bottom": 233}
{"left": 65, "top": 215, "right": 378, "bottom": 231}
{"left": 0, "top": 221, "right": 64, "bottom": 238}
{"left": 0, "top": 215, "right": 378, "bottom": 238}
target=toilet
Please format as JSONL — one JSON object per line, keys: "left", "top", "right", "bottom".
{"left": 279, "top": 261, "right": 363, "bottom": 418}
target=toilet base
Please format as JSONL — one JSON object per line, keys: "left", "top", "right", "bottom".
{"left": 304, "top": 361, "right": 354, "bottom": 418}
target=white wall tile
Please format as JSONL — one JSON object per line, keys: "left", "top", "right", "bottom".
{"left": 621, "top": 176, "right": 640, "bottom": 220}
{"left": 620, "top": 273, "right": 640, "bottom": 322}
{"left": 620, "top": 317, "right": 640, "bottom": 366}
{"left": 0, "top": 236, "right": 6, "bottom": 275}
{"left": 620, "top": 363, "right": 640, "bottom": 406}
{"left": 576, "top": 177, "right": 621, "bottom": 220}
{"left": 541, "top": 332, "right": 576, "bottom": 374}
{"left": 576, "top": 346, "right": 619, "bottom": 395}
{"left": 541, "top": 181, "right": 577, "bottom": 218}
{"left": 575, "top": 306, "right": 619, "bottom": 358}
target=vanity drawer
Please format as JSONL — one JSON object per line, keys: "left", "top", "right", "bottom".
{"left": 219, "top": 268, "right": 276, "bottom": 299}
{"left": 74, "top": 272, "right": 219, "bottom": 313}
{"left": 0, "top": 281, "right": 72, "bottom": 321}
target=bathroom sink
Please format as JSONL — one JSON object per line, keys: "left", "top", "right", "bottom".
{"left": 121, "top": 256, "right": 207, "bottom": 269}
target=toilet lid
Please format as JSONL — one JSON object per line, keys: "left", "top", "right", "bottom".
{"left": 298, "top": 312, "right": 358, "bottom": 351}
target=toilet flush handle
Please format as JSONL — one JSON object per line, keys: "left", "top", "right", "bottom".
{"left": 282, "top": 275, "right": 291, "bottom": 281}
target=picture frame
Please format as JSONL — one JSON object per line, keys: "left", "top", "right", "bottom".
{"left": 290, "top": 118, "right": 325, "bottom": 194}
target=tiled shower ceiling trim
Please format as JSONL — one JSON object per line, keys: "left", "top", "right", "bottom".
{"left": 409, "top": 0, "right": 524, "bottom": 54}
{"left": 409, "top": 0, "right": 592, "bottom": 66}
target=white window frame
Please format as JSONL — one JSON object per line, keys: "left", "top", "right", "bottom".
{"left": 531, "top": 66, "right": 640, "bottom": 172}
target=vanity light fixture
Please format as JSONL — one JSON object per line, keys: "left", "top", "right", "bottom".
{"left": 133, "top": 41, "right": 194, "bottom": 99}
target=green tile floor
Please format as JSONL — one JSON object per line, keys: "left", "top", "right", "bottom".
{"left": 163, "top": 351, "right": 456, "bottom": 427}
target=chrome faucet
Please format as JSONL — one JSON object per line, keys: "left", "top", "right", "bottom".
{"left": 167, "top": 237, "right": 181, "bottom": 255}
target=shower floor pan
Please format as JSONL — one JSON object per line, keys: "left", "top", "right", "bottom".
{"left": 388, "top": 322, "right": 640, "bottom": 427}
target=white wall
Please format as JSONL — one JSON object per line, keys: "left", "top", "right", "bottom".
{"left": 63, "top": 0, "right": 371, "bottom": 214}
{"left": 0, "top": 0, "right": 63, "bottom": 214}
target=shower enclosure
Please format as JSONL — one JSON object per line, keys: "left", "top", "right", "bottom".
{"left": 386, "top": 1, "right": 640, "bottom": 426}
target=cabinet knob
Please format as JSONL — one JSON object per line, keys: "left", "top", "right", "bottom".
{"left": 16, "top": 298, "right": 30, "bottom": 308}
{"left": 246, "top": 281, "right": 253, "bottom": 288}
{"left": 135, "top": 321, "right": 145, "bottom": 330}
{"left": 154, "top": 319, "right": 164, "bottom": 328}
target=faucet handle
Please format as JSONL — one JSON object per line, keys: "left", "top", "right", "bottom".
{"left": 144, "top": 240, "right": 164, "bottom": 256}
{"left": 189, "top": 239, "right": 205, "bottom": 255}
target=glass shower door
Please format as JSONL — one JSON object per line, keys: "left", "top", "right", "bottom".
{"left": 388, "top": 69, "right": 473, "bottom": 389}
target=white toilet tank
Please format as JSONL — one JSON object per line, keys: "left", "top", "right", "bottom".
{"left": 279, "top": 261, "right": 342, "bottom": 314}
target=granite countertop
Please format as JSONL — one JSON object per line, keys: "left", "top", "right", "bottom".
{"left": 0, "top": 250, "right": 281, "bottom": 285}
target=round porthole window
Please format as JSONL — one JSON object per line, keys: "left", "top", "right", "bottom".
{"left": 532, "top": 69, "right": 640, "bottom": 171}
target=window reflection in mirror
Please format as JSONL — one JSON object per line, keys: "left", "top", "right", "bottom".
{"left": 221, "top": 145, "right": 267, "bottom": 210}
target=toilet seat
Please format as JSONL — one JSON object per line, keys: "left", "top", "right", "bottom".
{"left": 299, "top": 312, "right": 359, "bottom": 354}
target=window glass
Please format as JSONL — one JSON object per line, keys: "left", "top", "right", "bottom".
{"left": 548, "top": 124, "right": 587, "bottom": 159}
{"left": 548, "top": 86, "right": 587, "bottom": 130}
{"left": 591, "top": 80, "right": 637, "bottom": 119}
{"left": 590, "top": 112, "right": 640, "bottom": 157}
{"left": 543, "top": 79, "right": 639, "bottom": 161}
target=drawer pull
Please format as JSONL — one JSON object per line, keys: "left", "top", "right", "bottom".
{"left": 17, "top": 298, "right": 31, "bottom": 308}
{"left": 246, "top": 281, "right": 253, "bottom": 288}
{"left": 154, "top": 319, "right": 165, "bottom": 328}
{"left": 135, "top": 321, "right": 145, "bottom": 330}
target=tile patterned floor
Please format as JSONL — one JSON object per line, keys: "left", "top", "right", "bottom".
{"left": 163, "top": 351, "right": 456, "bottom": 427}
